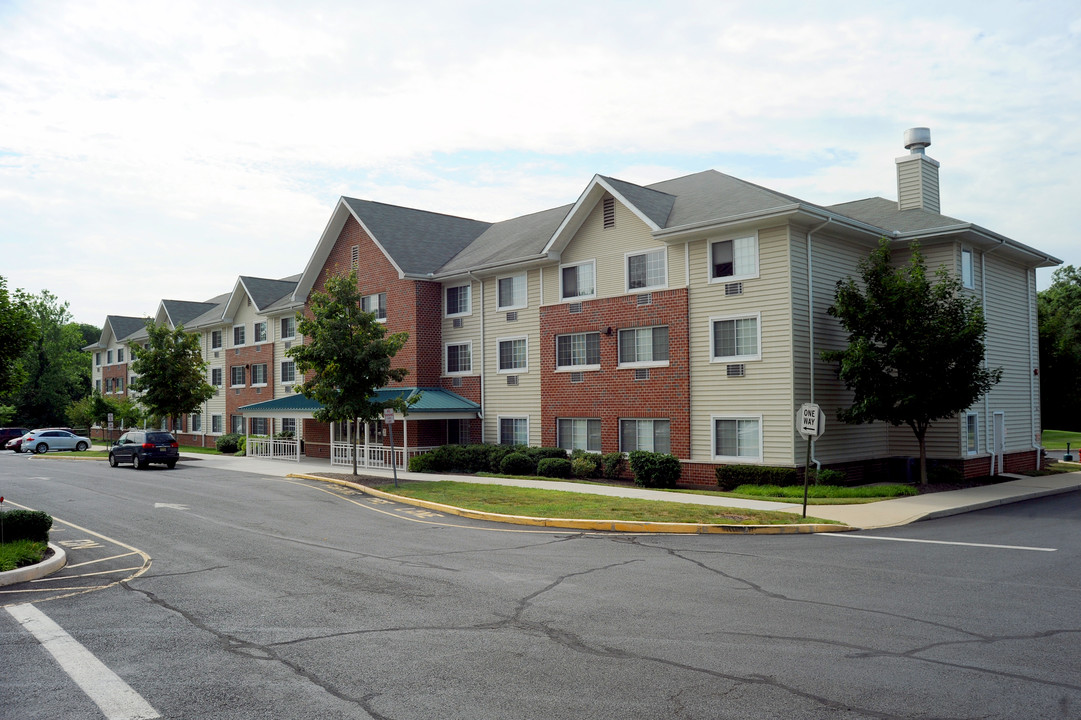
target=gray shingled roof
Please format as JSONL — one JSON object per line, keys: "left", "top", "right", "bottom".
{"left": 648, "top": 170, "right": 802, "bottom": 229}
{"left": 162, "top": 300, "right": 219, "bottom": 327}
{"left": 343, "top": 198, "right": 492, "bottom": 276}
{"left": 601, "top": 175, "right": 675, "bottom": 228}
{"left": 240, "top": 276, "right": 298, "bottom": 311}
{"left": 108, "top": 315, "right": 147, "bottom": 342}
{"left": 825, "top": 197, "right": 968, "bottom": 234}
{"left": 438, "top": 204, "right": 572, "bottom": 275}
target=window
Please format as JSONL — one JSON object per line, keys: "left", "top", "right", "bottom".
{"left": 361, "top": 293, "right": 386, "bottom": 321}
{"left": 117, "top": 348, "right": 125, "bottom": 363}
{"left": 560, "top": 261, "right": 596, "bottom": 300}
{"left": 711, "top": 315, "right": 760, "bottom": 362}
{"left": 107, "top": 349, "right": 113, "bottom": 364}
{"left": 190, "top": 413, "right": 202, "bottom": 432}
{"left": 211, "top": 330, "right": 223, "bottom": 349}
{"left": 280, "top": 316, "right": 296, "bottom": 340}
{"left": 965, "top": 413, "right": 979, "bottom": 454}
{"left": 230, "top": 366, "right": 245, "bottom": 387}
{"left": 251, "top": 363, "right": 268, "bottom": 386}
{"left": 233, "top": 325, "right": 245, "bottom": 346}
{"left": 95, "top": 379, "right": 101, "bottom": 392}
{"left": 211, "top": 415, "right": 223, "bottom": 434}
{"left": 556, "top": 332, "right": 600, "bottom": 370}
{"left": 498, "top": 337, "right": 527, "bottom": 372}
{"left": 281, "top": 418, "right": 296, "bottom": 436}
{"left": 280, "top": 360, "right": 295, "bottom": 384}
{"left": 710, "top": 236, "right": 758, "bottom": 282}
{"left": 713, "top": 416, "right": 762, "bottom": 461}
{"left": 558, "top": 418, "right": 601, "bottom": 452}
{"left": 117, "top": 376, "right": 124, "bottom": 392}
{"left": 499, "top": 417, "right": 528, "bottom": 445}
{"left": 626, "top": 248, "right": 667, "bottom": 292}
{"left": 95, "top": 352, "right": 101, "bottom": 366}
{"left": 445, "top": 285, "right": 471, "bottom": 317}
{"left": 497, "top": 274, "right": 527, "bottom": 310}
{"left": 251, "top": 417, "right": 268, "bottom": 435}
{"left": 445, "top": 342, "right": 472, "bottom": 374}
{"left": 130, "top": 375, "right": 136, "bottom": 389}
{"left": 231, "top": 415, "right": 244, "bottom": 434}
{"left": 446, "top": 419, "right": 464, "bottom": 445}
{"left": 254, "top": 321, "right": 267, "bottom": 343}
{"left": 211, "top": 367, "right": 223, "bottom": 386}
{"left": 961, "top": 247, "right": 974, "bottom": 289}
{"left": 618, "top": 326, "right": 669, "bottom": 366}
{"left": 620, "top": 419, "right": 671, "bottom": 454}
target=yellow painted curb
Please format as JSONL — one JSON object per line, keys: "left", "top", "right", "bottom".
{"left": 287, "top": 474, "right": 852, "bottom": 535}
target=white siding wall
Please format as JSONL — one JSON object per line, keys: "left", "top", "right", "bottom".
{"left": 482, "top": 269, "right": 542, "bottom": 445}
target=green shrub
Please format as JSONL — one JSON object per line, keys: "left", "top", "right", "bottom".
{"left": 537, "top": 457, "right": 573, "bottom": 478}
{"left": 237, "top": 436, "right": 247, "bottom": 456}
{"left": 927, "top": 463, "right": 964, "bottom": 484}
{"left": 488, "top": 444, "right": 527, "bottom": 473}
{"left": 812, "top": 468, "right": 847, "bottom": 486}
{"left": 500, "top": 451, "right": 536, "bottom": 475}
{"left": 628, "top": 451, "right": 681, "bottom": 488}
{"left": 601, "top": 452, "right": 627, "bottom": 479}
{"left": 215, "top": 433, "right": 241, "bottom": 453}
{"left": 0, "top": 509, "right": 53, "bottom": 543}
{"left": 571, "top": 455, "right": 599, "bottom": 479}
{"left": 716, "top": 464, "right": 799, "bottom": 491}
{"left": 527, "top": 446, "right": 569, "bottom": 463}
{"left": 408, "top": 452, "right": 440, "bottom": 473}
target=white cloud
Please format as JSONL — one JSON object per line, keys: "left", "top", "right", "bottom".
{"left": 1, "top": 0, "right": 1078, "bottom": 325}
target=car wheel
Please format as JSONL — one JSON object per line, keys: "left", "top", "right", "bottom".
{"left": 166, "top": 460, "right": 177, "bottom": 469}
{"left": 35, "top": 442, "right": 48, "bottom": 454}
{"left": 76, "top": 441, "right": 88, "bottom": 452}
{"left": 108, "top": 453, "right": 118, "bottom": 468}
{"left": 132, "top": 454, "right": 143, "bottom": 470}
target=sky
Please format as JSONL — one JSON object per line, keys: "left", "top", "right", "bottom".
{"left": 2, "top": 0, "right": 1078, "bottom": 327}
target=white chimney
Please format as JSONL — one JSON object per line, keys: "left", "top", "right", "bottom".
{"left": 895, "top": 127, "right": 940, "bottom": 213}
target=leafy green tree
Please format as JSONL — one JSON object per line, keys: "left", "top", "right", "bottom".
{"left": 288, "top": 270, "right": 412, "bottom": 474}
{"left": 1038, "top": 265, "right": 1081, "bottom": 431}
{"left": 129, "top": 320, "right": 215, "bottom": 427}
{"left": 9, "top": 291, "right": 91, "bottom": 428}
{"left": 0, "top": 276, "right": 37, "bottom": 400}
{"left": 823, "top": 239, "right": 1002, "bottom": 483}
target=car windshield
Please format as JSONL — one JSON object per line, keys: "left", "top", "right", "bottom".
{"left": 146, "top": 433, "right": 174, "bottom": 444}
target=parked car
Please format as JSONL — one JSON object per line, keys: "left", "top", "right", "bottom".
{"left": 22, "top": 429, "right": 92, "bottom": 454}
{"left": 108, "top": 431, "right": 179, "bottom": 469}
{"left": 0, "top": 423, "right": 30, "bottom": 445}
{"left": 1, "top": 427, "right": 31, "bottom": 450}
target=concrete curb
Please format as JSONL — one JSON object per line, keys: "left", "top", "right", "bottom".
{"left": 0, "top": 542, "right": 67, "bottom": 587}
{"left": 288, "top": 474, "right": 852, "bottom": 535}
{"left": 918, "top": 484, "right": 1081, "bottom": 523}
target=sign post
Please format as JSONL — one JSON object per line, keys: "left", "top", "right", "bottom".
{"left": 384, "top": 408, "right": 398, "bottom": 487}
{"left": 796, "top": 404, "right": 824, "bottom": 518}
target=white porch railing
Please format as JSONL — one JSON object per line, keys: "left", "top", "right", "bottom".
{"left": 247, "top": 436, "right": 301, "bottom": 462}
{"left": 331, "top": 441, "right": 436, "bottom": 470}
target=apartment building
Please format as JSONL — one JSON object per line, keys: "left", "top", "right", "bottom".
{"left": 87, "top": 129, "right": 1060, "bottom": 482}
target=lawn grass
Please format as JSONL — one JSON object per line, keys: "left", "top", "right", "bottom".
{"left": 731, "top": 484, "right": 918, "bottom": 499}
{"left": 387, "top": 481, "right": 838, "bottom": 525}
{"left": 1043, "top": 429, "right": 1081, "bottom": 451}
{"left": 0, "top": 539, "right": 47, "bottom": 572}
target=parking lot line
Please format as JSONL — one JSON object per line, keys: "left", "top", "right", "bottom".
{"left": 6, "top": 603, "right": 160, "bottom": 720}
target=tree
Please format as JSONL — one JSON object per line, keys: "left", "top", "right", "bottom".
{"left": 129, "top": 320, "right": 215, "bottom": 426}
{"left": 288, "top": 270, "right": 412, "bottom": 474}
{"left": 0, "top": 276, "right": 38, "bottom": 400}
{"left": 823, "top": 239, "right": 1002, "bottom": 484}
{"left": 1037, "top": 265, "right": 1081, "bottom": 431}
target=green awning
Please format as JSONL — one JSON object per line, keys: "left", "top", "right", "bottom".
{"left": 239, "top": 387, "right": 480, "bottom": 420}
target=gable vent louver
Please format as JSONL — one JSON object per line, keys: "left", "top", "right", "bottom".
{"left": 603, "top": 196, "right": 615, "bottom": 228}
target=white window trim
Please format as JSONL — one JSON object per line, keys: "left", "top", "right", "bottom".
{"left": 618, "top": 418, "right": 672, "bottom": 454}
{"left": 708, "top": 234, "right": 760, "bottom": 284}
{"left": 280, "top": 360, "right": 296, "bottom": 385}
{"left": 210, "top": 414, "right": 224, "bottom": 435}
{"left": 625, "top": 246, "right": 668, "bottom": 294}
{"left": 253, "top": 321, "right": 268, "bottom": 344}
{"left": 554, "top": 331, "right": 601, "bottom": 372}
{"left": 710, "top": 312, "right": 762, "bottom": 363}
{"left": 210, "top": 366, "right": 223, "bottom": 387}
{"left": 211, "top": 330, "right": 223, "bottom": 349}
{"left": 280, "top": 316, "right": 296, "bottom": 340}
{"left": 496, "top": 336, "right": 529, "bottom": 374}
{"left": 496, "top": 273, "right": 528, "bottom": 311}
{"left": 961, "top": 247, "right": 975, "bottom": 289}
{"left": 444, "top": 284, "right": 472, "bottom": 318}
{"left": 232, "top": 324, "right": 246, "bottom": 347}
{"left": 230, "top": 366, "right": 246, "bottom": 388}
{"left": 965, "top": 412, "right": 979, "bottom": 455}
{"left": 617, "top": 326, "right": 671, "bottom": 369}
{"left": 557, "top": 418, "right": 602, "bottom": 453}
{"left": 559, "top": 259, "right": 597, "bottom": 302}
{"left": 251, "top": 363, "right": 268, "bottom": 387}
{"left": 498, "top": 415, "right": 530, "bottom": 446}
{"left": 362, "top": 293, "right": 387, "bottom": 323}
{"left": 444, "top": 340, "right": 473, "bottom": 376}
{"left": 711, "top": 414, "right": 764, "bottom": 463}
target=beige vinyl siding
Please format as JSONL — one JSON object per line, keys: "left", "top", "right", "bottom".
{"left": 688, "top": 225, "right": 795, "bottom": 465}
{"left": 482, "top": 269, "right": 542, "bottom": 445}
{"left": 554, "top": 195, "right": 657, "bottom": 302}
{"left": 202, "top": 326, "right": 227, "bottom": 424}
{"left": 442, "top": 279, "right": 481, "bottom": 375}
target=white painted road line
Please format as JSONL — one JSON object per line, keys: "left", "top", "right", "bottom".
{"left": 6, "top": 603, "right": 160, "bottom": 720}
{"left": 820, "top": 534, "right": 1056, "bottom": 552}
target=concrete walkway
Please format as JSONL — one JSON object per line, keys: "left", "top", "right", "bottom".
{"left": 150, "top": 450, "right": 1081, "bottom": 530}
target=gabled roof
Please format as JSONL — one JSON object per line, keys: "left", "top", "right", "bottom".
{"left": 222, "top": 276, "right": 301, "bottom": 321}
{"left": 83, "top": 315, "right": 146, "bottom": 351}
{"left": 600, "top": 175, "right": 675, "bottom": 228}
{"left": 437, "top": 204, "right": 572, "bottom": 276}
{"left": 159, "top": 300, "right": 219, "bottom": 329}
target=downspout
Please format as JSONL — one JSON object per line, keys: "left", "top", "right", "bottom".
{"left": 981, "top": 240, "right": 1006, "bottom": 474}
{"left": 468, "top": 272, "right": 485, "bottom": 444}
{"left": 1027, "top": 266, "right": 1042, "bottom": 469}
{"left": 806, "top": 218, "right": 832, "bottom": 475}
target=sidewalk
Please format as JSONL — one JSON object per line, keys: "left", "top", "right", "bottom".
{"left": 167, "top": 449, "right": 1081, "bottom": 530}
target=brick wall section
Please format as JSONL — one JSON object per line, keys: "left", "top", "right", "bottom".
{"left": 539, "top": 289, "right": 690, "bottom": 456}
{"left": 101, "top": 362, "right": 128, "bottom": 397}
{"left": 224, "top": 344, "right": 277, "bottom": 430}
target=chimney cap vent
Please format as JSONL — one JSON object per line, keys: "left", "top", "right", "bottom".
{"left": 904, "top": 127, "right": 932, "bottom": 154}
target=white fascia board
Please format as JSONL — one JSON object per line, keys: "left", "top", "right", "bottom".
{"left": 595, "top": 176, "right": 663, "bottom": 232}
{"left": 542, "top": 175, "right": 605, "bottom": 256}
{"left": 220, "top": 277, "right": 249, "bottom": 323}
{"left": 893, "top": 224, "right": 1062, "bottom": 268}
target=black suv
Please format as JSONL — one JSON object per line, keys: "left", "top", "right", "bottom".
{"left": 109, "top": 431, "right": 180, "bottom": 469}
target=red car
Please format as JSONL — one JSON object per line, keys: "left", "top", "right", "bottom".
{"left": 1, "top": 427, "right": 31, "bottom": 450}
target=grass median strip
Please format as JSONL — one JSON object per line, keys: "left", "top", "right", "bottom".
{"left": 384, "top": 481, "right": 838, "bottom": 525}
